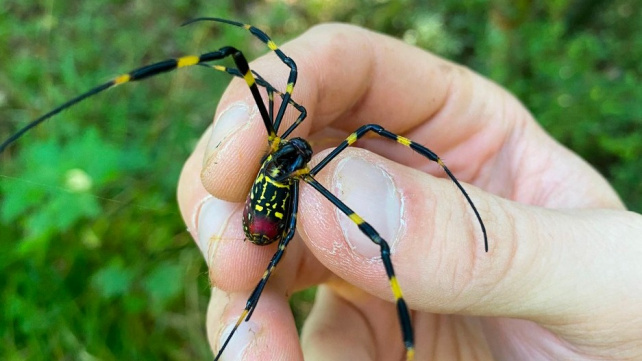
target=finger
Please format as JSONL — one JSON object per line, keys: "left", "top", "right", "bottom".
{"left": 177, "top": 125, "right": 215, "bottom": 245}
{"left": 202, "top": 22, "right": 454, "bottom": 202}
{"left": 301, "top": 284, "right": 406, "bottom": 361}
{"left": 207, "top": 286, "right": 302, "bottom": 360}
{"left": 303, "top": 285, "right": 493, "bottom": 361}
{"left": 299, "top": 148, "right": 642, "bottom": 340}
{"left": 301, "top": 285, "right": 375, "bottom": 361}
{"left": 201, "top": 23, "right": 622, "bottom": 211}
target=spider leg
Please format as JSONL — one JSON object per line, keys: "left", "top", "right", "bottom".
{"left": 184, "top": 18, "right": 298, "bottom": 134}
{"left": 310, "top": 124, "right": 488, "bottom": 251}
{"left": 199, "top": 65, "right": 307, "bottom": 139}
{"left": 213, "top": 180, "right": 300, "bottom": 361}
{"left": 302, "top": 175, "right": 415, "bottom": 361}
{"left": 251, "top": 70, "right": 307, "bottom": 139}
{"left": 0, "top": 47, "right": 276, "bottom": 153}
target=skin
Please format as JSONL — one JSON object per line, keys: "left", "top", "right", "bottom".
{"left": 177, "top": 24, "right": 642, "bottom": 360}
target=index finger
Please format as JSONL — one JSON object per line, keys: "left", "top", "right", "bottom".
{"left": 200, "top": 23, "right": 497, "bottom": 202}
{"left": 203, "top": 23, "right": 621, "bottom": 211}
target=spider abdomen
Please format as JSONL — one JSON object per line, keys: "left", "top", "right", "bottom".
{"left": 242, "top": 158, "right": 294, "bottom": 245}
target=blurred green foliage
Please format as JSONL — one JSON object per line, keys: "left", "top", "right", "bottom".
{"left": 0, "top": 0, "right": 639, "bottom": 359}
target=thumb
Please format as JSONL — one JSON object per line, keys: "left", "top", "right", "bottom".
{"left": 298, "top": 147, "right": 642, "bottom": 337}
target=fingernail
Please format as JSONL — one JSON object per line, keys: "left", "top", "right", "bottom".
{"left": 204, "top": 103, "right": 249, "bottom": 166}
{"left": 196, "top": 196, "right": 241, "bottom": 264}
{"left": 334, "top": 156, "right": 402, "bottom": 259}
{"left": 219, "top": 319, "right": 260, "bottom": 361}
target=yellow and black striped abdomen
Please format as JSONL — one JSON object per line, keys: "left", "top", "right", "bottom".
{"left": 242, "top": 163, "right": 293, "bottom": 245}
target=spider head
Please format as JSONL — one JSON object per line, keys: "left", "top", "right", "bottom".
{"left": 270, "top": 137, "right": 312, "bottom": 181}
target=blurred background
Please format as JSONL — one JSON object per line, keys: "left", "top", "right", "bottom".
{"left": 0, "top": 0, "right": 640, "bottom": 359}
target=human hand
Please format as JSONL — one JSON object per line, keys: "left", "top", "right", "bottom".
{"left": 177, "top": 23, "right": 642, "bottom": 360}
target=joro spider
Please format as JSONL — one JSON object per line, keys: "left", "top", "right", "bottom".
{"left": 0, "top": 17, "right": 489, "bottom": 361}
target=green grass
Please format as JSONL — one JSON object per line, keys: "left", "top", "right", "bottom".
{"left": 1, "top": 0, "right": 640, "bottom": 359}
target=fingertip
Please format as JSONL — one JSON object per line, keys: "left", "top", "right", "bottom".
{"left": 203, "top": 103, "right": 251, "bottom": 164}
{"left": 201, "top": 99, "right": 268, "bottom": 203}
{"left": 177, "top": 125, "right": 213, "bottom": 240}
{"left": 208, "top": 287, "right": 303, "bottom": 361}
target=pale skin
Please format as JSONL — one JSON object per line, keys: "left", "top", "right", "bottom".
{"left": 177, "top": 24, "right": 642, "bottom": 360}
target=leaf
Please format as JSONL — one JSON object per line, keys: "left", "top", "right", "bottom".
{"left": 143, "top": 261, "right": 183, "bottom": 310}
{"left": 91, "top": 262, "right": 134, "bottom": 299}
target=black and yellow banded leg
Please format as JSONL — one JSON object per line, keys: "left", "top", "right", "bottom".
{"left": 0, "top": 47, "right": 275, "bottom": 152}
{"left": 200, "top": 64, "right": 308, "bottom": 139}
{"left": 247, "top": 69, "right": 308, "bottom": 139}
{"left": 255, "top": 70, "right": 276, "bottom": 126}
{"left": 301, "top": 175, "right": 415, "bottom": 361}
{"left": 310, "top": 124, "right": 488, "bottom": 251}
{"left": 184, "top": 17, "right": 298, "bottom": 133}
{"left": 202, "top": 64, "right": 278, "bottom": 129}
{"left": 213, "top": 181, "right": 300, "bottom": 361}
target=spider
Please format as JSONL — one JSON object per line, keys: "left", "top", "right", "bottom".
{"left": 0, "top": 17, "right": 488, "bottom": 361}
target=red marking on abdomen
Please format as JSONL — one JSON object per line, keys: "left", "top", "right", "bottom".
{"left": 248, "top": 215, "right": 280, "bottom": 241}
